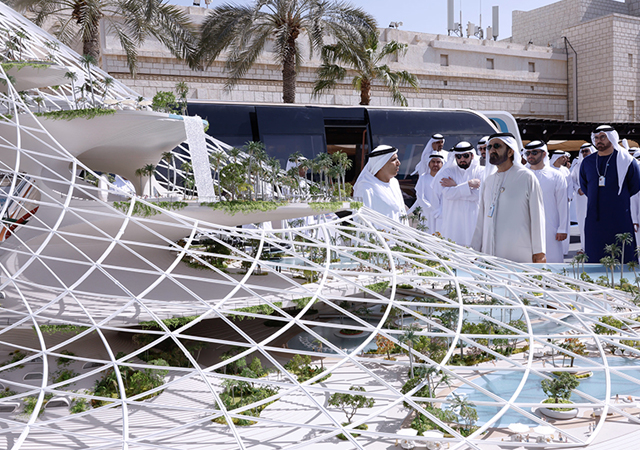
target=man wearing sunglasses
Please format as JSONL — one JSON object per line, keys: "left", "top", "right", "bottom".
{"left": 579, "top": 125, "right": 640, "bottom": 263}
{"left": 471, "top": 133, "right": 546, "bottom": 263}
{"left": 525, "top": 140, "right": 569, "bottom": 263}
{"left": 431, "top": 141, "right": 483, "bottom": 246}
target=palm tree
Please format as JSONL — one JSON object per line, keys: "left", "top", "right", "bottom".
{"left": 399, "top": 326, "right": 421, "bottom": 379}
{"left": 209, "top": 150, "right": 227, "bottom": 200}
{"left": 161, "top": 151, "right": 175, "bottom": 192}
{"left": 196, "top": 0, "right": 376, "bottom": 104}
{"left": 10, "top": 0, "right": 197, "bottom": 75}
{"left": 332, "top": 151, "right": 352, "bottom": 199}
{"left": 101, "top": 76, "right": 114, "bottom": 102}
{"left": 135, "top": 164, "right": 156, "bottom": 197}
{"left": 175, "top": 81, "right": 189, "bottom": 115}
{"left": 64, "top": 71, "right": 78, "bottom": 107}
{"left": 79, "top": 54, "right": 97, "bottom": 106}
{"left": 313, "top": 30, "right": 419, "bottom": 106}
{"left": 616, "top": 232, "right": 634, "bottom": 282}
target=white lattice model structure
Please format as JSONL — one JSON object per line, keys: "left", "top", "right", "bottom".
{"left": 1, "top": 4, "right": 640, "bottom": 450}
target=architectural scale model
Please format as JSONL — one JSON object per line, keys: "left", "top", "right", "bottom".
{"left": 0, "top": 3, "right": 639, "bottom": 450}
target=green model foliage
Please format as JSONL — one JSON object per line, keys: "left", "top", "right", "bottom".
{"left": 34, "top": 107, "right": 116, "bottom": 121}
{"left": 200, "top": 200, "right": 286, "bottom": 215}
{"left": 541, "top": 372, "right": 579, "bottom": 403}
{"left": 38, "top": 324, "right": 89, "bottom": 335}
{"left": 308, "top": 201, "right": 344, "bottom": 212}
{"left": 113, "top": 201, "right": 188, "bottom": 217}
{"left": 1, "top": 61, "right": 52, "bottom": 71}
{"left": 227, "top": 302, "right": 283, "bottom": 321}
{"left": 328, "top": 386, "right": 375, "bottom": 424}
{"left": 92, "top": 356, "right": 169, "bottom": 407}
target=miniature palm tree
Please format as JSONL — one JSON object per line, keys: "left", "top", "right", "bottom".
{"left": 64, "top": 71, "right": 78, "bottom": 107}
{"left": 328, "top": 386, "right": 374, "bottom": 425}
{"left": 209, "top": 151, "right": 227, "bottom": 200}
{"left": 574, "top": 251, "right": 588, "bottom": 278}
{"left": 161, "top": 152, "right": 175, "bottom": 191}
{"left": 332, "top": 151, "right": 352, "bottom": 199}
{"left": 78, "top": 54, "right": 97, "bottom": 106}
{"left": 175, "top": 81, "right": 189, "bottom": 115}
{"left": 135, "top": 164, "right": 156, "bottom": 197}
{"left": 399, "top": 325, "right": 421, "bottom": 379}
{"left": 449, "top": 394, "right": 478, "bottom": 434}
{"left": 616, "top": 232, "right": 634, "bottom": 282}
{"left": 101, "top": 76, "right": 114, "bottom": 102}
{"left": 313, "top": 30, "right": 419, "bottom": 106}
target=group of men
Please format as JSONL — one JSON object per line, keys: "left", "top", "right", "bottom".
{"left": 354, "top": 125, "right": 640, "bottom": 265}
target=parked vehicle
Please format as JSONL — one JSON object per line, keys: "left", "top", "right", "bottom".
{"left": 187, "top": 101, "right": 501, "bottom": 204}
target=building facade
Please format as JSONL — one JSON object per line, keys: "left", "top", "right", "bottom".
{"left": 513, "top": 0, "right": 640, "bottom": 122}
{"left": 98, "top": 6, "right": 568, "bottom": 120}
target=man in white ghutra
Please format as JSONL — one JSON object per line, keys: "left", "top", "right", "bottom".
{"left": 471, "top": 133, "right": 546, "bottom": 263}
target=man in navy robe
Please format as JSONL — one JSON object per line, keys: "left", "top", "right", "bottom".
{"left": 579, "top": 125, "right": 640, "bottom": 263}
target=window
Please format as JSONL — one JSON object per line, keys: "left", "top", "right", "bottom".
{"left": 486, "top": 58, "right": 494, "bottom": 70}
{"left": 628, "top": 100, "right": 635, "bottom": 121}
{"left": 630, "top": 54, "right": 634, "bottom": 67}
{"left": 528, "top": 62, "right": 535, "bottom": 72}
{"left": 443, "top": 80, "right": 448, "bottom": 86}
{"left": 440, "top": 54, "right": 449, "bottom": 66}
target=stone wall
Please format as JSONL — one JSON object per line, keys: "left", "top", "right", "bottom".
{"left": 512, "top": 0, "right": 581, "bottom": 47}
{"left": 564, "top": 15, "right": 617, "bottom": 121}
{"left": 105, "top": 22, "right": 567, "bottom": 120}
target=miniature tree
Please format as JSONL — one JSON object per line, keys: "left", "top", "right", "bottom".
{"left": 616, "top": 232, "right": 633, "bottom": 283}
{"left": 328, "top": 386, "right": 375, "bottom": 424}
{"left": 541, "top": 372, "right": 579, "bottom": 404}
{"left": 375, "top": 334, "right": 395, "bottom": 360}
{"left": 399, "top": 325, "right": 421, "bottom": 378}
{"left": 450, "top": 394, "right": 478, "bottom": 434}
{"left": 559, "top": 338, "right": 586, "bottom": 367}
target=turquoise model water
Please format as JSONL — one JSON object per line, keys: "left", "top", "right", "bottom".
{"left": 450, "top": 357, "right": 640, "bottom": 427}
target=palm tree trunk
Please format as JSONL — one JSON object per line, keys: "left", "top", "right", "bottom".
{"left": 282, "top": 34, "right": 298, "bottom": 103}
{"left": 360, "top": 79, "right": 371, "bottom": 105}
{"left": 83, "top": 29, "right": 101, "bottom": 66}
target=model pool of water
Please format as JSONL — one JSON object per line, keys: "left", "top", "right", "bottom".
{"left": 287, "top": 318, "right": 378, "bottom": 354}
{"left": 450, "top": 357, "right": 640, "bottom": 427}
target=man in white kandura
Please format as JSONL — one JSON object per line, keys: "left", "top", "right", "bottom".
{"left": 550, "top": 149, "right": 573, "bottom": 255}
{"left": 407, "top": 151, "right": 444, "bottom": 232}
{"left": 571, "top": 143, "right": 594, "bottom": 248}
{"left": 432, "top": 142, "right": 483, "bottom": 246}
{"left": 525, "top": 140, "right": 569, "bottom": 263}
{"left": 477, "top": 136, "right": 489, "bottom": 167}
{"left": 471, "top": 133, "right": 546, "bottom": 263}
{"left": 353, "top": 145, "right": 406, "bottom": 223}
{"left": 411, "top": 133, "right": 445, "bottom": 176}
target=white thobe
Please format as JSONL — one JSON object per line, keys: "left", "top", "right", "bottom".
{"left": 408, "top": 173, "right": 439, "bottom": 233}
{"left": 631, "top": 192, "right": 640, "bottom": 259}
{"left": 471, "top": 164, "right": 546, "bottom": 263}
{"left": 553, "top": 164, "right": 572, "bottom": 254}
{"left": 354, "top": 173, "right": 406, "bottom": 223}
{"left": 571, "top": 165, "right": 588, "bottom": 249}
{"left": 530, "top": 167, "right": 569, "bottom": 263}
{"left": 433, "top": 164, "right": 483, "bottom": 246}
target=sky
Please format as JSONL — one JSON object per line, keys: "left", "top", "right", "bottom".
{"left": 168, "top": 0, "right": 568, "bottom": 38}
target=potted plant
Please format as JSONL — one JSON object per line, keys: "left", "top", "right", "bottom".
{"left": 540, "top": 372, "right": 580, "bottom": 419}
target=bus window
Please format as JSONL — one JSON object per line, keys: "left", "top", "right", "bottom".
{"left": 325, "top": 126, "right": 368, "bottom": 184}
{"left": 256, "top": 106, "right": 326, "bottom": 167}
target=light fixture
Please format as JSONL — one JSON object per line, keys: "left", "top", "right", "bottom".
{"left": 389, "top": 21, "right": 403, "bottom": 29}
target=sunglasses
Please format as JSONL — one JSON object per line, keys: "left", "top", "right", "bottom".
{"left": 581, "top": 150, "right": 591, "bottom": 155}
{"left": 455, "top": 153, "right": 472, "bottom": 160}
{"left": 487, "top": 143, "right": 503, "bottom": 150}
{"left": 525, "top": 150, "right": 542, "bottom": 157}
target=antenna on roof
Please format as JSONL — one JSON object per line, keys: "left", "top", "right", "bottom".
{"left": 447, "top": 0, "right": 462, "bottom": 36}
{"left": 492, "top": 6, "right": 499, "bottom": 40}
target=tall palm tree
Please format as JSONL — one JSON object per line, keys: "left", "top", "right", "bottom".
{"left": 161, "top": 151, "right": 175, "bottom": 192}
{"left": 10, "top": 0, "right": 197, "bottom": 75}
{"left": 209, "top": 150, "right": 227, "bottom": 200}
{"left": 196, "top": 0, "right": 376, "bottom": 104}
{"left": 313, "top": 30, "right": 419, "bottom": 106}
{"left": 399, "top": 326, "right": 420, "bottom": 379}
{"left": 332, "top": 151, "right": 352, "bottom": 199}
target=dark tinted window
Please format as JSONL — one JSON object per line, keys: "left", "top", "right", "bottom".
{"left": 188, "top": 103, "right": 255, "bottom": 148}
{"left": 367, "top": 109, "right": 497, "bottom": 180}
{"left": 256, "top": 106, "right": 326, "bottom": 167}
